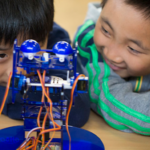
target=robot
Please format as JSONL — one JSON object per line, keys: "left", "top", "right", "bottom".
{"left": 0, "top": 40, "right": 105, "bottom": 150}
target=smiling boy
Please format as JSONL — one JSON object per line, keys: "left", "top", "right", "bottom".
{"left": 95, "top": 0, "right": 150, "bottom": 78}
{"left": 75, "top": 0, "right": 150, "bottom": 135}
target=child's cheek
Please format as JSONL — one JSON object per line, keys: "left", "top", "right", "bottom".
{"left": 94, "top": 32, "right": 104, "bottom": 54}
{"left": 128, "top": 61, "right": 150, "bottom": 76}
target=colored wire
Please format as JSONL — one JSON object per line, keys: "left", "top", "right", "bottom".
{"left": 40, "top": 71, "right": 54, "bottom": 148}
{"left": 17, "top": 137, "right": 36, "bottom": 150}
{"left": 42, "top": 88, "right": 56, "bottom": 150}
{"left": 33, "top": 70, "right": 46, "bottom": 149}
{"left": 0, "top": 72, "right": 12, "bottom": 115}
{"left": 65, "top": 74, "right": 85, "bottom": 150}
{"left": 18, "top": 71, "right": 47, "bottom": 150}
{"left": 20, "top": 69, "right": 59, "bottom": 150}
{"left": 37, "top": 70, "right": 55, "bottom": 127}
{"left": 34, "top": 70, "right": 61, "bottom": 150}
{"left": 42, "top": 87, "right": 50, "bottom": 149}
{"left": 26, "top": 127, "right": 42, "bottom": 139}
{"left": 25, "top": 137, "right": 36, "bottom": 150}
{"left": 17, "top": 70, "right": 85, "bottom": 150}
{"left": 41, "top": 71, "right": 46, "bottom": 146}
{"left": 37, "top": 70, "right": 60, "bottom": 131}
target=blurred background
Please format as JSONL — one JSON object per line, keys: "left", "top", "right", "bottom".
{"left": 1, "top": 1, "right": 150, "bottom": 150}
{"left": 54, "top": 0, "right": 100, "bottom": 41}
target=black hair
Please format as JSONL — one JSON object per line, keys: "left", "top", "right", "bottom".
{"left": 0, "top": 0, "right": 54, "bottom": 45}
{"left": 101, "top": 0, "right": 150, "bottom": 19}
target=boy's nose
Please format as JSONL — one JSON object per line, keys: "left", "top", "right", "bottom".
{"left": 103, "top": 45, "right": 123, "bottom": 64}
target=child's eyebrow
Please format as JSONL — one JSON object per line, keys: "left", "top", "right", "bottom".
{"left": 101, "top": 17, "right": 114, "bottom": 32}
{"left": 129, "top": 39, "right": 149, "bottom": 50}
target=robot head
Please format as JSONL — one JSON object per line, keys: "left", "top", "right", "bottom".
{"left": 53, "top": 41, "right": 73, "bottom": 62}
{"left": 20, "top": 40, "right": 40, "bottom": 60}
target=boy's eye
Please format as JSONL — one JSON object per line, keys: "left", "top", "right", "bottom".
{"left": 101, "top": 26, "right": 110, "bottom": 35}
{"left": 0, "top": 53, "right": 7, "bottom": 59}
{"left": 128, "top": 46, "right": 141, "bottom": 54}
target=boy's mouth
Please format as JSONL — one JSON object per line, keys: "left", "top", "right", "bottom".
{"left": 104, "top": 57, "right": 125, "bottom": 71}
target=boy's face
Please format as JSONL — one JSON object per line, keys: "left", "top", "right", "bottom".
{"left": 94, "top": 0, "right": 150, "bottom": 78}
{"left": 0, "top": 37, "right": 48, "bottom": 86}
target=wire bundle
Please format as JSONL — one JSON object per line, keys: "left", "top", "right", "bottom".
{"left": 0, "top": 71, "right": 85, "bottom": 150}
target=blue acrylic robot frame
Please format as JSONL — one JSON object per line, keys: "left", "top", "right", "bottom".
{"left": 12, "top": 40, "right": 82, "bottom": 102}
{"left": 0, "top": 39, "right": 105, "bottom": 150}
